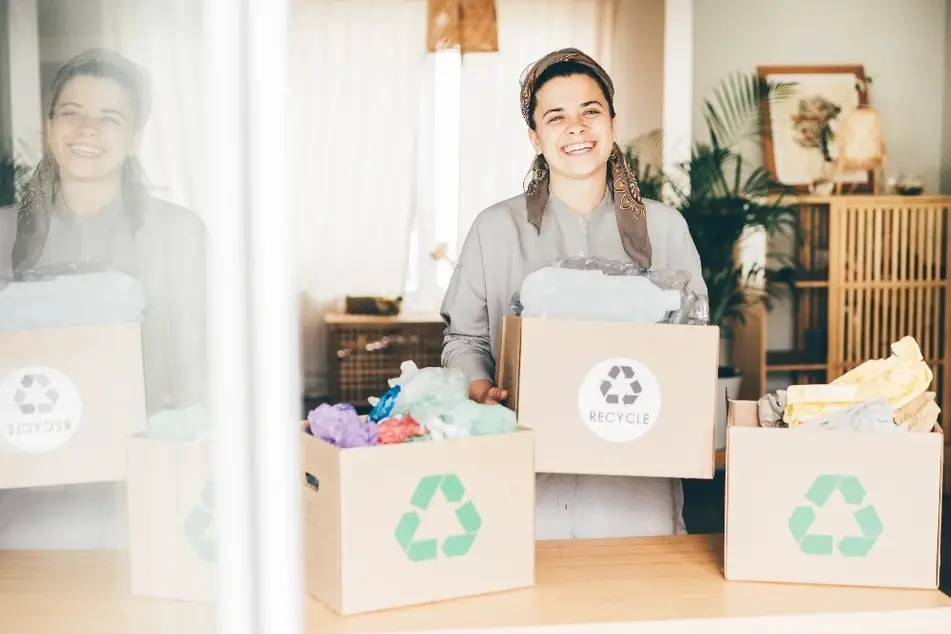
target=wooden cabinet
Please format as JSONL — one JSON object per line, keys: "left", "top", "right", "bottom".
{"left": 733, "top": 194, "right": 951, "bottom": 423}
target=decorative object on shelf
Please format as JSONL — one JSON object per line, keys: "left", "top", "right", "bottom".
{"left": 895, "top": 175, "right": 925, "bottom": 196}
{"left": 426, "top": 0, "right": 498, "bottom": 54}
{"left": 831, "top": 77, "right": 887, "bottom": 194}
{"left": 429, "top": 242, "right": 457, "bottom": 267}
{"left": 758, "top": 65, "right": 874, "bottom": 193}
{"left": 625, "top": 72, "right": 802, "bottom": 449}
{"left": 344, "top": 295, "right": 403, "bottom": 317}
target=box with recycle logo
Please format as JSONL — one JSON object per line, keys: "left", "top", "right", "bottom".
{"left": 301, "top": 420, "right": 535, "bottom": 615}
{"left": 126, "top": 407, "right": 216, "bottom": 603}
{"left": 496, "top": 316, "right": 720, "bottom": 478}
{"left": 724, "top": 396, "right": 944, "bottom": 589}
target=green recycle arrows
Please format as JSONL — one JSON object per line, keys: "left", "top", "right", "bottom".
{"left": 787, "top": 474, "right": 883, "bottom": 558}
{"left": 183, "top": 479, "right": 216, "bottom": 562}
{"left": 393, "top": 474, "right": 481, "bottom": 563}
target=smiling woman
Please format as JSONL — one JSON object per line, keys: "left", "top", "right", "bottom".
{"left": 0, "top": 48, "right": 207, "bottom": 550}
{"left": 2, "top": 48, "right": 206, "bottom": 411}
{"left": 439, "top": 47, "right": 707, "bottom": 541}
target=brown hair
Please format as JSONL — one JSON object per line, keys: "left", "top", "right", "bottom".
{"left": 525, "top": 60, "right": 616, "bottom": 130}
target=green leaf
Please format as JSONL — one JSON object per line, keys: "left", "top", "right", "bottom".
{"left": 623, "top": 71, "right": 804, "bottom": 338}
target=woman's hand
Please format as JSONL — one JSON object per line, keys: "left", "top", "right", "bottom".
{"left": 469, "top": 379, "right": 509, "bottom": 405}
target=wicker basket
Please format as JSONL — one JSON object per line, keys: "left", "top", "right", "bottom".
{"left": 325, "top": 314, "right": 445, "bottom": 408}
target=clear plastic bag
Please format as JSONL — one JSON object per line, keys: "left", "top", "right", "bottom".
{"left": 511, "top": 256, "right": 709, "bottom": 325}
{"left": 0, "top": 262, "right": 147, "bottom": 331}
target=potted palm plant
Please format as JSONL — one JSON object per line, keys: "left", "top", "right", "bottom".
{"left": 0, "top": 150, "right": 30, "bottom": 208}
{"left": 626, "top": 72, "right": 801, "bottom": 448}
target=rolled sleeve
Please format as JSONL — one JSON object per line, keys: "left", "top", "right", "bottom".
{"left": 439, "top": 221, "right": 494, "bottom": 384}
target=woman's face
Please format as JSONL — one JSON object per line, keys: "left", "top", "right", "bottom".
{"left": 528, "top": 73, "right": 616, "bottom": 182}
{"left": 47, "top": 75, "right": 139, "bottom": 184}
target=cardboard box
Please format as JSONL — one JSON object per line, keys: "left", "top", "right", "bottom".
{"left": 301, "top": 424, "right": 535, "bottom": 615}
{"left": 496, "top": 316, "right": 719, "bottom": 478}
{"left": 724, "top": 399, "right": 944, "bottom": 589}
{"left": 126, "top": 433, "right": 216, "bottom": 603}
{"left": 0, "top": 323, "right": 147, "bottom": 488}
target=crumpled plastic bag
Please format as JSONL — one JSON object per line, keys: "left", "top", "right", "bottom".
{"left": 371, "top": 361, "right": 517, "bottom": 440}
{"left": 510, "top": 256, "right": 709, "bottom": 325}
{"left": 758, "top": 390, "right": 788, "bottom": 428}
{"left": 307, "top": 402, "right": 378, "bottom": 448}
{"left": 386, "top": 360, "right": 469, "bottom": 419}
{"left": 0, "top": 263, "right": 146, "bottom": 331}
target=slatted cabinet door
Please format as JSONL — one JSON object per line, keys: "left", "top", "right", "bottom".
{"left": 827, "top": 196, "right": 951, "bottom": 462}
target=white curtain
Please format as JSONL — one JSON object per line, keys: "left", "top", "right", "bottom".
{"left": 98, "top": 0, "right": 203, "bottom": 211}
{"left": 456, "top": 0, "right": 617, "bottom": 249}
{"left": 292, "top": 0, "right": 427, "bottom": 396}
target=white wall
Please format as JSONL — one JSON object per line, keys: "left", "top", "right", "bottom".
{"left": 612, "top": 0, "right": 666, "bottom": 147}
{"left": 692, "top": 0, "right": 949, "bottom": 371}
{"left": 694, "top": 0, "right": 947, "bottom": 195}
{"left": 942, "top": 0, "right": 951, "bottom": 194}
{"left": 0, "top": 0, "right": 11, "bottom": 154}
{"left": 3, "top": 0, "right": 43, "bottom": 161}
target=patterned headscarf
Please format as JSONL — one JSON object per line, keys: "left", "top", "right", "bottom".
{"left": 519, "top": 47, "right": 651, "bottom": 268}
{"left": 12, "top": 48, "right": 152, "bottom": 273}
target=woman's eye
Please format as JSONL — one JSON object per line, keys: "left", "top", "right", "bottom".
{"left": 584, "top": 109, "right": 600, "bottom": 116}
{"left": 548, "top": 115, "right": 564, "bottom": 123}
{"left": 101, "top": 117, "right": 120, "bottom": 125}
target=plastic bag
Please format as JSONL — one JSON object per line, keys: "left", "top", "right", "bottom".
{"left": 511, "top": 256, "right": 709, "bottom": 325}
{"left": 370, "top": 361, "right": 517, "bottom": 440}
{"left": 0, "top": 263, "right": 147, "bottom": 331}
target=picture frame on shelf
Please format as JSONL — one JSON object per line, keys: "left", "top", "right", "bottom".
{"left": 757, "top": 64, "right": 873, "bottom": 193}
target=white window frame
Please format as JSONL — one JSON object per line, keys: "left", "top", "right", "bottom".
{"left": 403, "top": 48, "right": 462, "bottom": 313}
{"left": 204, "top": 1, "right": 303, "bottom": 633}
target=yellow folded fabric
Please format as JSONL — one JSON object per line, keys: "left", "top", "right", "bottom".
{"left": 783, "top": 336, "right": 933, "bottom": 427}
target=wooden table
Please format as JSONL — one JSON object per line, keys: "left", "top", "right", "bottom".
{"left": 2, "top": 535, "right": 950, "bottom": 633}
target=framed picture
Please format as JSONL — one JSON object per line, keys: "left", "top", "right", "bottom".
{"left": 758, "top": 64, "right": 872, "bottom": 193}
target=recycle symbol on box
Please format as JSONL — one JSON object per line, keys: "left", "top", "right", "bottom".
{"left": 13, "top": 373, "right": 59, "bottom": 415}
{"left": 183, "top": 479, "right": 216, "bottom": 562}
{"left": 394, "top": 474, "right": 481, "bottom": 562}
{"left": 787, "top": 474, "right": 883, "bottom": 558}
{"left": 600, "top": 364, "right": 642, "bottom": 405}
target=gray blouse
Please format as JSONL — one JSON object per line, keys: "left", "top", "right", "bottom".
{"left": 0, "top": 194, "right": 207, "bottom": 413}
{"left": 440, "top": 187, "right": 707, "bottom": 385}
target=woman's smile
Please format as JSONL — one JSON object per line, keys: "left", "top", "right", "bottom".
{"left": 561, "top": 141, "right": 596, "bottom": 156}
{"left": 67, "top": 143, "right": 105, "bottom": 158}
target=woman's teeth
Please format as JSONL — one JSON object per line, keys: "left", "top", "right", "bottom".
{"left": 69, "top": 144, "right": 104, "bottom": 157}
{"left": 563, "top": 142, "right": 594, "bottom": 155}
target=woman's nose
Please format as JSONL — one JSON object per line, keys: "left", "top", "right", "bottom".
{"left": 75, "top": 116, "right": 101, "bottom": 135}
{"left": 567, "top": 118, "right": 588, "bottom": 135}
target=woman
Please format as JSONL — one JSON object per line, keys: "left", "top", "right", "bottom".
{"left": 0, "top": 49, "right": 206, "bottom": 548}
{"left": 440, "top": 48, "right": 706, "bottom": 539}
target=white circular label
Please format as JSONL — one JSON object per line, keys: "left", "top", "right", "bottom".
{"left": 0, "top": 367, "right": 82, "bottom": 452}
{"left": 577, "top": 358, "right": 662, "bottom": 443}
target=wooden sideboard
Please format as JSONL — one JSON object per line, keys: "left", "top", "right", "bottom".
{"left": 732, "top": 194, "right": 951, "bottom": 486}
